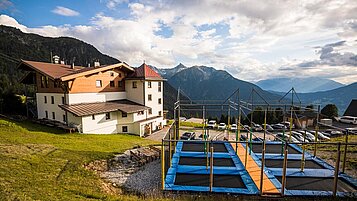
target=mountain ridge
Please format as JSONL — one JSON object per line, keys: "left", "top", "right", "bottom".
{"left": 256, "top": 77, "right": 345, "bottom": 93}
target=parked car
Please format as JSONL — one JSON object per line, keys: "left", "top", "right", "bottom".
{"left": 272, "top": 123, "right": 287, "bottom": 130}
{"left": 243, "top": 125, "right": 251, "bottom": 131}
{"left": 218, "top": 123, "right": 227, "bottom": 130}
{"left": 197, "top": 133, "right": 209, "bottom": 140}
{"left": 282, "top": 121, "right": 295, "bottom": 129}
{"left": 207, "top": 120, "right": 217, "bottom": 129}
{"left": 231, "top": 124, "right": 238, "bottom": 131}
{"left": 180, "top": 132, "right": 195, "bottom": 140}
{"left": 316, "top": 131, "right": 330, "bottom": 140}
{"left": 275, "top": 133, "right": 299, "bottom": 143}
{"left": 291, "top": 131, "right": 304, "bottom": 142}
{"left": 253, "top": 123, "right": 263, "bottom": 131}
{"left": 339, "top": 116, "right": 357, "bottom": 125}
{"left": 262, "top": 124, "right": 274, "bottom": 132}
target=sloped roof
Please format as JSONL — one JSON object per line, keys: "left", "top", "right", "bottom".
{"left": 127, "top": 63, "right": 164, "bottom": 80}
{"left": 344, "top": 99, "right": 357, "bottom": 117}
{"left": 59, "top": 100, "right": 150, "bottom": 117}
{"left": 18, "top": 60, "right": 84, "bottom": 79}
{"left": 18, "top": 60, "right": 134, "bottom": 81}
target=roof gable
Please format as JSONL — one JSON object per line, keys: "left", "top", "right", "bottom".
{"left": 344, "top": 99, "right": 357, "bottom": 117}
{"left": 128, "top": 63, "right": 163, "bottom": 80}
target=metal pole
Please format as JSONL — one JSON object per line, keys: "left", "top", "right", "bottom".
{"left": 281, "top": 143, "right": 288, "bottom": 196}
{"left": 333, "top": 143, "right": 341, "bottom": 196}
{"left": 245, "top": 140, "right": 248, "bottom": 167}
{"left": 260, "top": 144, "right": 266, "bottom": 195}
{"left": 169, "top": 125, "right": 172, "bottom": 164}
{"left": 209, "top": 146, "right": 214, "bottom": 192}
{"left": 161, "top": 139, "right": 165, "bottom": 190}
{"left": 314, "top": 105, "right": 320, "bottom": 157}
{"left": 281, "top": 105, "right": 286, "bottom": 156}
{"left": 342, "top": 130, "right": 348, "bottom": 173}
{"left": 206, "top": 140, "right": 209, "bottom": 170}
{"left": 301, "top": 130, "right": 306, "bottom": 172}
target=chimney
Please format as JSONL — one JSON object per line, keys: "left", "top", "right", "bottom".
{"left": 71, "top": 63, "right": 75, "bottom": 69}
{"left": 53, "top": 55, "right": 60, "bottom": 64}
{"left": 94, "top": 60, "right": 100, "bottom": 67}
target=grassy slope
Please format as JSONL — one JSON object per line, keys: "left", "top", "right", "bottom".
{"left": 0, "top": 118, "right": 156, "bottom": 201}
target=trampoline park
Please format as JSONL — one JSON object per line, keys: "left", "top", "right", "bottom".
{"left": 160, "top": 88, "right": 357, "bottom": 198}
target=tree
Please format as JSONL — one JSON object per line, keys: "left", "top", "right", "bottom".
{"left": 321, "top": 104, "right": 338, "bottom": 119}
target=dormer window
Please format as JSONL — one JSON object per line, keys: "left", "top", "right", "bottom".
{"left": 110, "top": 72, "right": 114, "bottom": 77}
{"left": 96, "top": 80, "right": 102, "bottom": 88}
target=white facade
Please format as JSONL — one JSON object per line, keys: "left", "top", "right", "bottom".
{"left": 67, "top": 92, "right": 126, "bottom": 104}
{"left": 36, "top": 93, "right": 66, "bottom": 123}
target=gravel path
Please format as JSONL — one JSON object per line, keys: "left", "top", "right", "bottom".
{"left": 123, "top": 160, "right": 161, "bottom": 196}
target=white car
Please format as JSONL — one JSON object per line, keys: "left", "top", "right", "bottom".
{"left": 218, "top": 123, "right": 227, "bottom": 130}
{"left": 339, "top": 116, "right": 357, "bottom": 125}
{"left": 207, "top": 120, "right": 217, "bottom": 129}
{"left": 231, "top": 124, "right": 238, "bottom": 131}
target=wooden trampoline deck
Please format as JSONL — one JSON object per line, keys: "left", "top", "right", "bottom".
{"left": 231, "top": 143, "right": 280, "bottom": 194}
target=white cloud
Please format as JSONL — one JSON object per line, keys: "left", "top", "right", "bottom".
{"left": 51, "top": 6, "right": 80, "bottom": 17}
{"left": 1, "top": 0, "right": 356, "bottom": 84}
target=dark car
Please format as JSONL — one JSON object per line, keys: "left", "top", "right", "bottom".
{"left": 180, "top": 132, "right": 195, "bottom": 140}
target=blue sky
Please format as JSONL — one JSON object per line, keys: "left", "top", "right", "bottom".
{"left": 0, "top": 0, "right": 356, "bottom": 84}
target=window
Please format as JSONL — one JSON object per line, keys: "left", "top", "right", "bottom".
{"left": 52, "top": 112, "right": 55, "bottom": 120}
{"left": 158, "top": 82, "right": 162, "bottom": 92}
{"left": 106, "top": 112, "right": 111, "bottom": 120}
{"left": 148, "top": 109, "right": 152, "bottom": 115}
{"left": 51, "top": 96, "right": 54, "bottom": 104}
{"left": 158, "top": 98, "right": 162, "bottom": 104}
{"left": 41, "top": 76, "right": 45, "bottom": 88}
{"left": 63, "top": 114, "right": 66, "bottom": 122}
{"left": 41, "top": 76, "right": 48, "bottom": 88}
{"left": 110, "top": 72, "right": 114, "bottom": 77}
{"left": 44, "top": 96, "right": 47, "bottom": 104}
{"left": 110, "top": 81, "right": 115, "bottom": 87}
{"left": 61, "top": 97, "right": 65, "bottom": 104}
{"left": 122, "top": 126, "right": 128, "bottom": 132}
{"left": 122, "top": 112, "right": 127, "bottom": 117}
{"left": 96, "top": 80, "right": 102, "bottom": 88}
{"left": 148, "top": 81, "right": 152, "bottom": 88}
{"left": 119, "top": 73, "right": 122, "bottom": 77}
{"left": 92, "top": 115, "right": 95, "bottom": 120}
{"left": 138, "top": 111, "right": 144, "bottom": 115}
{"left": 132, "top": 81, "right": 137, "bottom": 88}
{"left": 45, "top": 111, "right": 48, "bottom": 118}
{"left": 54, "top": 80, "right": 60, "bottom": 88}
{"left": 118, "top": 81, "right": 123, "bottom": 87}
{"left": 159, "top": 111, "right": 162, "bottom": 116}
{"left": 148, "top": 94, "right": 152, "bottom": 101}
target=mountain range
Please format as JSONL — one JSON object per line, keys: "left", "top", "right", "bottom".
{"left": 256, "top": 77, "right": 345, "bottom": 93}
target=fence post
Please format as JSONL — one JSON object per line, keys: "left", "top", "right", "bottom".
{"left": 342, "top": 130, "right": 348, "bottom": 173}
{"left": 281, "top": 143, "right": 288, "bottom": 196}
{"left": 333, "top": 142, "right": 341, "bottom": 196}
{"left": 245, "top": 140, "right": 248, "bottom": 167}
{"left": 300, "top": 130, "right": 306, "bottom": 172}
{"left": 209, "top": 146, "right": 214, "bottom": 192}
{"left": 161, "top": 139, "right": 165, "bottom": 190}
{"left": 260, "top": 142, "right": 266, "bottom": 195}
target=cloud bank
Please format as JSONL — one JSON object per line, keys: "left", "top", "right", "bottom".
{"left": 0, "top": 0, "right": 356, "bottom": 84}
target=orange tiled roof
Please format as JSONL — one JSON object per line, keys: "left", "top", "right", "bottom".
{"left": 127, "top": 63, "right": 163, "bottom": 80}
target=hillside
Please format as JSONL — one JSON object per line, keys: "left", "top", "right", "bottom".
{"left": 297, "top": 82, "right": 357, "bottom": 114}
{"left": 0, "top": 25, "right": 120, "bottom": 102}
{"left": 256, "top": 77, "right": 345, "bottom": 93}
